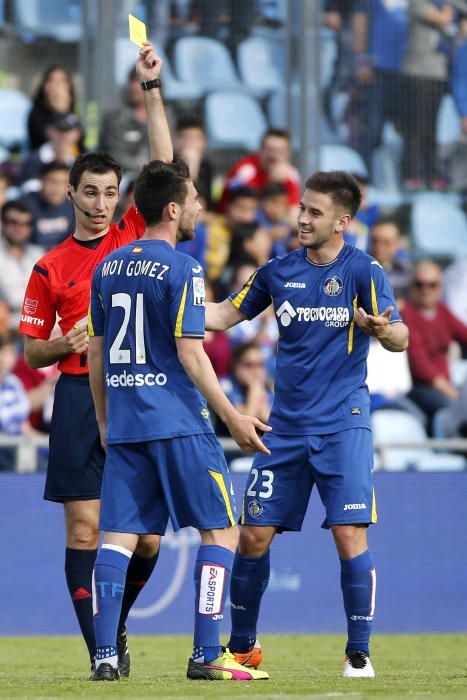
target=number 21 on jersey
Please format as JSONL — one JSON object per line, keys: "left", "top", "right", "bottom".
{"left": 109, "top": 292, "right": 146, "bottom": 364}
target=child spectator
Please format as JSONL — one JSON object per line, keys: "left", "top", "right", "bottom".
{"left": 24, "top": 162, "right": 74, "bottom": 249}
{"left": 256, "top": 182, "right": 291, "bottom": 256}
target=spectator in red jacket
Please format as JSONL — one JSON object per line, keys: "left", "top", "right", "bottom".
{"left": 220, "top": 128, "right": 301, "bottom": 224}
{"left": 400, "top": 260, "right": 467, "bottom": 432}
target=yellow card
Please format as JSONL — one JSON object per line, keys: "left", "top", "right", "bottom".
{"left": 128, "top": 14, "right": 147, "bottom": 47}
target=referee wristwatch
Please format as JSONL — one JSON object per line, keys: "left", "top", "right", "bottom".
{"left": 140, "top": 78, "right": 161, "bottom": 91}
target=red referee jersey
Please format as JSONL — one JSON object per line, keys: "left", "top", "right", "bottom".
{"left": 18, "top": 206, "right": 145, "bottom": 375}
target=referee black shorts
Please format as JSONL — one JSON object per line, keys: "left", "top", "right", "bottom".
{"left": 44, "top": 373, "right": 105, "bottom": 503}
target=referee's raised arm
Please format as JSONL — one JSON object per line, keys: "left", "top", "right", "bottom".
{"left": 135, "top": 41, "right": 173, "bottom": 163}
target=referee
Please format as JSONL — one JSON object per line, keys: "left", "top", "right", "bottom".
{"left": 18, "top": 42, "right": 171, "bottom": 677}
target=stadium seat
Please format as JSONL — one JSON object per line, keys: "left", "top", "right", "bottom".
{"left": 320, "top": 28, "right": 338, "bottom": 89}
{"left": 173, "top": 37, "right": 244, "bottom": 95}
{"left": 114, "top": 38, "right": 203, "bottom": 101}
{"left": 320, "top": 144, "right": 368, "bottom": 178}
{"left": 229, "top": 456, "right": 254, "bottom": 473}
{"left": 0, "top": 144, "right": 9, "bottom": 163}
{"left": 411, "top": 194, "right": 467, "bottom": 260}
{"left": 13, "top": 0, "right": 82, "bottom": 42}
{"left": 436, "top": 94, "right": 461, "bottom": 147}
{"left": 0, "top": 89, "right": 32, "bottom": 151}
{"left": 237, "top": 37, "right": 282, "bottom": 97}
{"left": 267, "top": 84, "right": 300, "bottom": 147}
{"left": 450, "top": 358, "right": 467, "bottom": 387}
{"left": 205, "top": 91, "right": 267, "bottom": 151}
{"left": 371, "top": 409, "right": 465, "bottom": 471}
{"left": 371, "top": 122, "right": 404, "bottom": 193}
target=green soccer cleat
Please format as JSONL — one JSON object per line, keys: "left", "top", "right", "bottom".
{"left": 187, "top": 649, "right": 269, "bottom": 680}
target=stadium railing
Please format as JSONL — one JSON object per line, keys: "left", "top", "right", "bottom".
{"left": 2, "top": 435, "right": 466, "bottom": 474}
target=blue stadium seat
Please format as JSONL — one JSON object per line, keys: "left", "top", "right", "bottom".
{"left": 13, "top": 0, "right": 82, "bottom": 42}
{"left": 411, "top": 194, "right": 467, "bottom": 260}
{"left": 0, "top": 89, "right": 32, "bottom": 151}
{"left": 371, "top": 409, "right": 465, "bottom": 471}
{"left": 237, "top": 37, "right": 282, "bottom": 97}
{"left": 320, "top": 28, "right": 338, "bottom": 89}
{"left": 205, "top": 90, "right": 267, "bottom": 151}
{"left": 173, "top": 37, "right": 243, "bottom": 95}
{"left": 0, "top": 144, "right": 9, "bottom": 163}
{"left": 320, "top": 144, "right": 368, "bottom": 178}
{"left": 114, "top": 38, "right": 203, "bottom": 101}
{"left": 436, "top": 94, "right": 461, "bottom": 147}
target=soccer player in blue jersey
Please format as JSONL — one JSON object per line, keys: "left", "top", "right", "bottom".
{"left": 87, "top": 160, "right": 271, "bottom": 681}
{"left": 206, "top": 171, "right": 409, "bottom": 678}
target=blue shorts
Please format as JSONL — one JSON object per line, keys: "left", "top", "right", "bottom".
{"left": 240, "top": 428, "right": 376, "bottom": 531}
{"left": 100, "top": 432, "right": 237, "bottom": 534}
{"left": 44, "top": 374, "right": 105, "bottom": 503}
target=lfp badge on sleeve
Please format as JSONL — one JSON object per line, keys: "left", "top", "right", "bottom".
{"left": 192, "top": 277, "right": 205, "bottom": 306}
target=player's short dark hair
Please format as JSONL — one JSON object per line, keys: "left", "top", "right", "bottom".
{"left": 69, "top": 152, "right": 122, "bottom": 189}
{"left": 1, "top": 199, "right": 34, "bottom": 224}
{"left": 229, "top": 186, "right": 259, "bottom": 203}
{"left": 133, "top": 159, "right": 190, "bottom": 227}
{"left": 176, "top": 117, "right": 205, "bottom": 133}
{"left": 39, "top": 161, "right": 70, "bottom": 178}
{"left": 261, "top": 127, "right": 291, "bottom": 145}
{"left": 304, "top": 171, "right": 362, "bottom": 217}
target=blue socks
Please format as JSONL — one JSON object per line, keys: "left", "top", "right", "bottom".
{"left": 65, "top": 547, "right": 97, "bottom": 660}
{"left": 193, "top": 544, "right": 234, "bottom": 663}
{"left": 340, "top": 549, "right": 376, "bottom": 656}
{"left": 93, "top": 545, "right": 131, "bottom": 667}
{"left": 228, "top": 550, "right": 270, "bottom": 654}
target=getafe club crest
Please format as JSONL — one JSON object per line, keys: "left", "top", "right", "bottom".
{"left": 248, "top": 499, "right": 263, "bottom": 518}
{"left": 323, "top": 276, "right": 343, "bottom": 296}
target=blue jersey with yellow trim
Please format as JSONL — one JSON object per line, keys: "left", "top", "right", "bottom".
{"left": 230, "top": 243, "right": 401, "bottom": 435}
{"left": 89, "top": 239, "right": 215, "bottom": 444}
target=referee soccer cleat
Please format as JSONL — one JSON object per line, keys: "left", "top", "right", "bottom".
{"left": 187, "top": 649, "right": 269, "bottom": 680}
{"left": 117, "top": 626, "right": 130, "bottom": 677}
{"left": 343, "top": 650, "right": 375, "bottom": 678}
{"left": 232, "top": 640, "right": 263, "bottom": 668}
{"left": 91, "top": 662, "right": 120, "bottom": 681}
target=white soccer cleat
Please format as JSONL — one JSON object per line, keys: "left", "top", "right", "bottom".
{"left": 343, "top": 650, "right": 375, "bottom": 678}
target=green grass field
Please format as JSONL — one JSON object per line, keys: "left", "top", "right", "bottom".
{"left": 0, "top": 634, "right": 466, "bottom": 699}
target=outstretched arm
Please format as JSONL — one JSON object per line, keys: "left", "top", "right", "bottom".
{"left": 354, "top": 306, "right": 409, "bottom": 352}
{"left": 136, "top": 41, "right": 173, "bottom": 163}
{"left": 176, "top": 336, "right": 271, "bottom": 454}
{"left": 205, "top": 299, "right": 247, "bottom": 331}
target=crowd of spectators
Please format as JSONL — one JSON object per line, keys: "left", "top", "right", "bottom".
{"left": 1, "top": 0, "right": 467, "bottom": 468}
